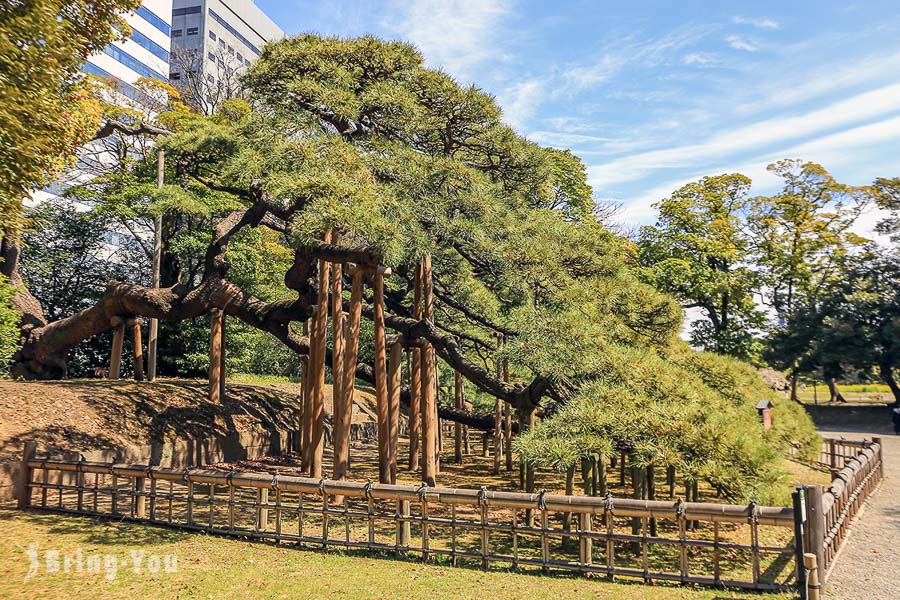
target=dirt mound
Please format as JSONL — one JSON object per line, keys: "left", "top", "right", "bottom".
{"left": 0, "top": 378, "right": 304, "bottom": 462}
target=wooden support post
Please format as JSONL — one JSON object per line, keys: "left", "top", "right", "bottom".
{"left": 331, "top": 229, "right": 344, "bottom": 422}
{"left": 420, "top": 256, "right": 437, "bottom": 486}
{"left": 388, "top": 339, "right": 402, "bottom": 484}
{"left": 373, "top": 269, "right": 391, "bottom": 484}
{"left": 208, "top": 309, "right": 223, "bottom": 402}
{"left": 109, "top": 317, "right": 125, "bottom": 380}
{"left": 147, "top": 149, "right": 163, "bottom": 382}
{"left": 335, "top": 269, "right": 363, "bottom": 482}
{"left": 310, "top": 231, "right": 331, "bottom": 478}
{"left": 130, "top": 319, "right": 144, "bottom": 381}
{"left": 409, "top": 263, "right": 422, "bottom": 471}
{"left": 219, "top": 313, "right": 226, "bottom": 399}
{"left": 301, "top": 318, "right": 312, "bottom": 470}
{"left": 804, "top": 485, "right": 826, "bottom": 579}
{"left": 493, "top": 398, "right": 503, "bottom": 475}
{"left": 503, "top": 355, "right": 512, "bottom": 472}
{"left": 454, "top": 370, "right": 464, "bottom": 464}
{"left": 521, "top": 408, "right": 536, "bottom": 526}
{"left": 16, "top": 441, "right": 36, "bottom": 509}
{"left": 493, "top": 337, "right": 503, "bottom": 475}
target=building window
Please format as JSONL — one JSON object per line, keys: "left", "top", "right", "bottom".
{"left": 227, "top": 45, "right": 234, "bottom": 54}
{"left": 170, "top": 72, "right": 181, "bottom": 81}
{"left": 208, "top": 52, "right": 216, "bottom": 61}
{"left": 187, "top": 27, "right": 198, "bottom": 36}
{"left": 172, "top": 6, "right": 202, "bottom": 17}
{"left": 207, "top": 74, "right": 214, "bottom": 83}
{"left": 219, "top": 38, "right": 225, "bottom": 47}
{"left": 103, "top": 46, "right": 168, "bottom": 81}
{"left": 172, "top": 29, "right": 182, "bottom": 38}
{"left": 209, "top": 31, "right": 216, "bottom": 41}
{"left": 135, "top": 6, "right": 171, "bottom": 36}
{"left": 244, "top": 59, "right": 251, "bottom": 67}
{"left": 131, "top": 29, "right": 170, "bottom": 62}
{"left": 236, "top": 53, "right": 243, "bottom": 63}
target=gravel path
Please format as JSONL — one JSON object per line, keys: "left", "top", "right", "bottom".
{"left": 821, "top": 426, "right": 898, "bottom": 600}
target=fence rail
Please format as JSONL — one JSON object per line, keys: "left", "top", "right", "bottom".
{"left": 13, "top": 436, "right": 883, "bottom": 596}
{"left": 808, "top": 437, "right": 883, "bottom": 581}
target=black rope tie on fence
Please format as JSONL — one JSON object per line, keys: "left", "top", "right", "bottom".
{"left": 417, "top": 482, "right": 429, "bottom": 502}
{"left": 363, "top": 479, "right": 374, "bottom": 501}
{"left": 144, "top": 465, "right": 153, "bottom": 481}
{"left": 477, "top": 486, "right": 488, "bottom": 508}
{"left": 536, "top": 489, "right": 547, "bottom": 511}
{"left": 747, "top": 501, "right": 760, "bottom": 525}
{"left": 604, "top": 492, "right": 614, "bottom": 513}
{"left": 675, "top": 497, "right": 685, "bottom": 518}
{"left": 182, "top": 469, "right": 190, "bottom": 483}
{"left": 271, "top": 470, "right": 279, "bottom": 490}
{"left": 318, "top": 477, "right": 327, "bottom": 497}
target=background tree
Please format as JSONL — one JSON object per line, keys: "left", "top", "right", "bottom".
{"left": 638, "top": 174, "right": 764, "bottom": 361}
{"left": 19, "top": 202, "right": 148, "bottom": 376}
{"left": 0, "top": 0, "right": 140, "bottom": 223}
{"left": 811, "top": 247, "right": 900, "bottom": 403}
{"left": 751, "top": 160, "right": 870, "bottom": 400}
{"left": 873, "top": 177, "right": 900, "bottom": 245}
{"left": 169, "top": 45, "right": 248, "bottom": 116}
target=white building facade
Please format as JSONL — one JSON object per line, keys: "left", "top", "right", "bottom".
{"left": 169, "top": 0, "right": 283, "bottom": 112}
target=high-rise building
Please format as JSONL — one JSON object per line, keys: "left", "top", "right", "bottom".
{"left": 169, "top": 0, "right": 284, "bottom": 114}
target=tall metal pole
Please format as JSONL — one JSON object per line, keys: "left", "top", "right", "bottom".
{"left": 147, "top": 150, "right": 163, "bottom": 381}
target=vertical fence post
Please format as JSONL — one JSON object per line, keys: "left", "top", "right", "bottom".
{"left": 579, "top": 511, "right": 593, "bottom": 566}
{"left": 135, "top": 473, "right": 147, "bottom": 518}
{"left": 804, "top": 485, "right": 826, "bottom": 579}
{"left": 871, "top": 437, "right": 883, "bottom": 480}
{"left": 792, "top": 485, "right": 808, "bottom": 598}
{"left": 16, "top": 441, "right": 36, "bottom": 509}
{"left": 804, "top": 553, "right": 821, "bottom": 600}
{"left": 397, "top": 499, "right": 411, "bottom": 549}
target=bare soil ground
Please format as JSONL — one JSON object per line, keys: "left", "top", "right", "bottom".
{"left": 0, "top": 378, "right": 305, "bottom": 467}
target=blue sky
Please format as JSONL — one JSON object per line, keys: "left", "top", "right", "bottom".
{"left": 256, "top": 0, "right": 900, "bottom": 231}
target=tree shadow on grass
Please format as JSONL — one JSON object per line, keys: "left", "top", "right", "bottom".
{"left": 0, "top": 506, "right": 189, "bottom": 547}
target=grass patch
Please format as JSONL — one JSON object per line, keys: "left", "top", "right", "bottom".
{"left": 0, "top": 509, "right": 793, "bottom": 599}
{"left": 227, "top": 373, "right": 301, "bottom": 385}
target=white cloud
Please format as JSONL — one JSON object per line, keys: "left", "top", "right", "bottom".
{"left": 587, "top": 82, "right": 900, "bottom": 189}
{"left": 561, "top": 25, "right": 714, "bottom": 91}
{"left": 731, "top": 16, "right": 781, "bottom": 30}
{"left": 683, "top": 52, "right": 718, "bottom": 67}
{"left": 497, "top": 79, "right": 544, "bottom": 131}
{"left": 384, "top": 0, "right": 510, "bottom": 79}
{"left": 562, "top": 54, "right": 624, "bottom": 88}
{"left": 615, "top": 114, "right": 900, "bottom": 228}
{"left": 726, "top": 35, "right": 759, "bottom": 52}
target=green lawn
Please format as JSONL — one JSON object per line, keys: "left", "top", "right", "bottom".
{"left": 0, "top": 509, "right": 795, "bottom": 599}
{"left": 797, "top": 382, "right": 893, "bottom": 404}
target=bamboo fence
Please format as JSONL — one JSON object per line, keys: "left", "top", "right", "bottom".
{"left": 14, "top": 436, "right": 882, "bottom": 596}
